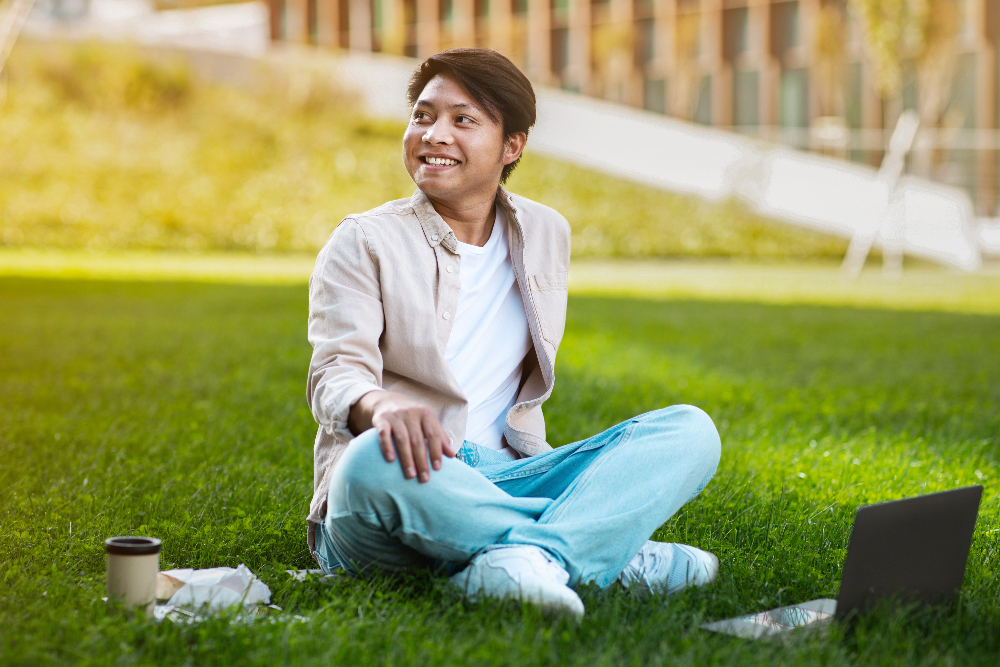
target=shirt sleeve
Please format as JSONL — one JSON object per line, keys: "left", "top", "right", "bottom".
{"left": 306, "top": 218, "right": 385, "bottom": 441}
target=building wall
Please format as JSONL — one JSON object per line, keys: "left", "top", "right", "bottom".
{"left": 268, "top": 0, "right": 1000, "bottom": 214}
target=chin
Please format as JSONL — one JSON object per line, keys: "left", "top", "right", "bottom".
{"left": 413, "top": 174, "right": 459, "bottom": 198}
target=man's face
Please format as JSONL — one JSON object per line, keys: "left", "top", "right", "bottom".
{"left": 403, "top": 74, "right": 516, "bottom": 202}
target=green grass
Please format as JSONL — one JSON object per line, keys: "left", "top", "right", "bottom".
{"left": 0, "top": 40, "right": 848, "bottom": 259}
{"left": 1, "top": 275, "right": 998, "bottom": 666}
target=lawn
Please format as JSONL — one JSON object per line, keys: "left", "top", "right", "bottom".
{"left": 1, "top": 274, "right": 998, "bottom": 666}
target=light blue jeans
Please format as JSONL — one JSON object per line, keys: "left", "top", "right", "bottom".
{"left": 315, "top": 405, "right": 721, "bottom": 588}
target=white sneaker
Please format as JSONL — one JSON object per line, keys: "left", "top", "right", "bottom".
{"left": 450, "top": 545, "right": 585, "bottom": 619}
{"left": 618, "top": 541, "right": 719, "bottom": 595}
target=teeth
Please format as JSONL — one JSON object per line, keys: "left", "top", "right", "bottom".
{"left": 425, "top": 157, "right": 458, "bottom": 166}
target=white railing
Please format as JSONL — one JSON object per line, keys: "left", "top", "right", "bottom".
{"left": 728, "top": 126, "right": 1000, "bottom": 153}
{"left": 0, "top": 0, "right": 37, "bottom": 78}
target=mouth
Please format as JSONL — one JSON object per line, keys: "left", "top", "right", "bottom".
{"left": 421, "top": 156, "right": 460, "bottom": 167}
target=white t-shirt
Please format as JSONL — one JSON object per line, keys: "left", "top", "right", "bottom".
{"left": 444, "top": 208, "right": 532, "bottom": 458}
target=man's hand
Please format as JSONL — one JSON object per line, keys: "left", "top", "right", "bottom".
{"left": 348, "top": 390, "right": 456, "bottom": 482}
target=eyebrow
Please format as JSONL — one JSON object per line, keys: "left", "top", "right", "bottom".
{"left": 414, "top": 100, "right": 483, "bottom": 113}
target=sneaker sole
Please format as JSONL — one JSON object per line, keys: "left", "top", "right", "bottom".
{"left": 705, "top": 552, "right": 719, "bottom": 585}
{"left": 451, "top": 570, "right": 585, "bottom": 619}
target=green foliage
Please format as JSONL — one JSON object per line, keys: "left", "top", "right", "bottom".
{"left": 0, "top": 41, "right": 848, "bottom": 258}
{"left": 32, "top": 42, "right": 193, "bottom": 111}
{"left": 849, "top": 0, "right": 914, "bottom": 98}
{"left": 848, "top": 0, "right": 960, "bottom": 104}
{"left": 1, "top": 277, "right": 998, "bottom": 665}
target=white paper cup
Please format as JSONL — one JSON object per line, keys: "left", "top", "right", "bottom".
{"left": 105, "top": 537, "right": 161, "bottom": 617}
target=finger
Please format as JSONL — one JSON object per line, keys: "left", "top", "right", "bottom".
{"left": 387, "top": 417, "right": 416, "bottom": 480}
{"left": 376, "top": 423, "right": 396, "bottom": 463}
{"left": 441, "top": 430, "right": 457, "bottom": 457}
{"left": 404, "top": 413, "right": 430, "bottom": 482}
{"left": 423, "top": 415, "right": 443, "bottom": 471}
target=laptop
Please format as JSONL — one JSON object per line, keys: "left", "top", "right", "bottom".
{"left": 701, "top": 485, "right": 982, "bottom": 639}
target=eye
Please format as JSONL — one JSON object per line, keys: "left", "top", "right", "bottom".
{"left": 412, "top": 111, "right": 431, "bottom": 122}
{"left": 456, "top": 115, "right": 475, "bottom": 124}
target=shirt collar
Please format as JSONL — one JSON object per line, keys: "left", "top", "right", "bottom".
{"left": 495, "top": 187, "right": 519, "bottom": 226}
{"left": 410, "top": 189, "right": 458, "bottom": 253}
{"left": 410, "top": 187, "right": 520, "bottom": 254}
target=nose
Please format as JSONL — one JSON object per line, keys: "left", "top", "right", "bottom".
{"left": 422, "top": 118, "right": 454, "bottom": 145}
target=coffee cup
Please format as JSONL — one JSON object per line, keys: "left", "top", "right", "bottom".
{"left": 105, "top": 536, "right": 161, "bottom": 617}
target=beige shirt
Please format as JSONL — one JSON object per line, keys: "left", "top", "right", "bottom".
{"left": 306, "top": 187, "right": 571, "bottom": 551}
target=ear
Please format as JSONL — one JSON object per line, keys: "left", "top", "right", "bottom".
{"left": 502, "top": 132, "right": 527, "bottom": 166}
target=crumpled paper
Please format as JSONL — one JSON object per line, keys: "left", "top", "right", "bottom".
{"left": 284, "top": 568, "right": 340, "bottom": 583}
{"left": 153, "top": 564, "right": 271, "bottom": 621}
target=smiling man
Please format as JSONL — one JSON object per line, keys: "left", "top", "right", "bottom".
{"left": 306, "top": 49, "right": 722, "bottom": 618}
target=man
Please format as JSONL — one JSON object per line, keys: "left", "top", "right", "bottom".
{"left": 306, "top": 48, "right": 721, "bottom": 618}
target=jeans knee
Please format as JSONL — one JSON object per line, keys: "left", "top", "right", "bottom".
{"left": 668, "top": 404, "right": 721, "bottom": 471}
{"left": 330, "top": 429, "right": 398, "bottom": 501}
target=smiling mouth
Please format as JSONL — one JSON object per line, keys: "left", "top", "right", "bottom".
{"left": 422, "top": 156, "right": 460, "bottom": 166}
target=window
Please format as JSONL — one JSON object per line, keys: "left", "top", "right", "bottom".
{"left": 308, "top": 0, "right": 318, "bottom": 43}
{"left": 633, "top": 0, "right": 653, "bottom": 18}
{"left": 551, "top": 27, "right": 569, "bottom": 75}
{"left": 845, "top": 62, "right": 862, "bottom": 129}
{"left": 635, "top": 17, "right": 655, "bottom": 66}
{"left": 338, "top": 0, "right": 350, "bottom": 48}
{"left": 723, "top": 7, "right": 748, "bottom": 61}
{"left": 733, "top": 69, "right": 759, "bottom": 126}
{"left": 694, "top": 75, "right": 712, "bottom": 125}
{"left": 779, "top": 67, "right": 809, "bottom": 128}
{"left": 643, "top": 78, "right": 666, "bottom": 114}
{"left": 770, "top": 1, "right": 799, "bottom": 57}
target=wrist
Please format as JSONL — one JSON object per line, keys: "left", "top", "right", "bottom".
{"left": 348, "top": 389, "right": 388, "bottom": 435}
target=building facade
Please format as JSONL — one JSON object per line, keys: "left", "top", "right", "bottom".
{"left": 268, "top": 0, "right": 1000, "bottom": 214}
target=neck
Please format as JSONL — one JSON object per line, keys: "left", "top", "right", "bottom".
{"left": 427, "top": 189, "right": 499, "bottom": 247}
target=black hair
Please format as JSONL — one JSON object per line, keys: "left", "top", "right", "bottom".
{"left": 406, "top": 48, "right": 536, "bottom": 185}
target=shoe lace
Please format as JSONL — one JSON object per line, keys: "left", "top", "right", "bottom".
{"left": 621, "top": 545, "right": 664, "bottom": 592}
{"left": 488, "top": 545, "right": 570, "bottom": 585}
{"left": 531, "top": 548, "right": 571, "bottom": 584}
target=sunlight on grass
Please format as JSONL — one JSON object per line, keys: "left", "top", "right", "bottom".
{"left": 0, "top": 247, "right": 317, "bottom": 284}
{"left": 2, "top": 247, "right": 998, "bottom": 315}
{"left": 569, "top": 259, "right": 1000, "bottom": 315}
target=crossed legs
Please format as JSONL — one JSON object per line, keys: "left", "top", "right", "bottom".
{"left": 316, "top": 405, "right": 721, "bottom": 588}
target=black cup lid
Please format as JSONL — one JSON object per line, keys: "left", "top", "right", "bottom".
{"left": 105, "top": 536, "right": 162, "bottom": 555}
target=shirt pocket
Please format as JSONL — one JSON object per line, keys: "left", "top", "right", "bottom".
{"left": 529, "top": 272, "right": 569, "bottom": 348}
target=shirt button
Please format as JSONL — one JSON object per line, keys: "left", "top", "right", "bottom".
{"left": 442, "top": 312, "right": 450, "bottom": 320}
{"left": 446, "top": 265, "right": 454, "bottom": 273}
{"left": 431, "top": 234, "right": 439, "bottom": 241}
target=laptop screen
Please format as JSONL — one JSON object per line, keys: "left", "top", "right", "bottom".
{"left": 836, "top": 485, "right": 982, "bottom": 619}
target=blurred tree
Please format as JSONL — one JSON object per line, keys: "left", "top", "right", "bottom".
{"left": 848, "top": 0, "right": 961, "bottom": 134}
{"left": 913, "top": 0, "right": 962, "bottom": 120}
{"left": 813, "top": 1, "right": 846, "bottom": 119}
{"left": 848, "top": 0, "right": 922, "bottom": 104}
{"left": 672, "top": 11, "right": 701, "bottom": 120}
{"left": 591, "top": 20, "right": 635, "bottom": 103}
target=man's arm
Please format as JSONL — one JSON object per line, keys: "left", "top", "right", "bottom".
{"left": 307, "top": 218, "right": 454, "bottom": 482}
{"left": 348, "top": 390, "right": 456, "bottom": 483}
